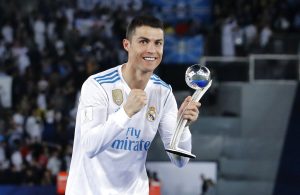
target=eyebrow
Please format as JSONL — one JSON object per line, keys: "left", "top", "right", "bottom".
{"left": 137, "top": 36, "right": 163, "bottom": 42}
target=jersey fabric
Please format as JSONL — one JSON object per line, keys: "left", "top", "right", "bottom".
{"left": 66, "top": 65, "right": 192, "bottom": 195}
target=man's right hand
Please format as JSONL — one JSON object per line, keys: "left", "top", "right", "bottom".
{"left": 123, "top": 89, "right": 147, "bottom": 117}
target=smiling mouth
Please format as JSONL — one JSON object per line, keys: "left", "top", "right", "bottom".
{"left": 143, "top": 57, "right": 156, "bottom": 61}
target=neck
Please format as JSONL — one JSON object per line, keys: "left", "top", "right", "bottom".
{"left": 121, "top": 63, "right": 152, "bottom": 90}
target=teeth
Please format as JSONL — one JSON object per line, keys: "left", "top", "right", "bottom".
{"left": 144, "top": 57, "right": 155, "bottom": 61}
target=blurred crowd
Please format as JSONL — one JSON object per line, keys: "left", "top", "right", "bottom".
{"left": 0, "top": 0, "right": 299, "bottom": 186}
{"left": 212, "top": 0, "right": 300, "bottom": 56}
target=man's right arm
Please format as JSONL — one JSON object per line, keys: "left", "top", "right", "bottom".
{"left": 79, "top": 79, "right": 130, "bottom": 158}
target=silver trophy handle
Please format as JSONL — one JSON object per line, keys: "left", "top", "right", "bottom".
{"left": 166, "top": 80, "right": 212, "bottom": 158}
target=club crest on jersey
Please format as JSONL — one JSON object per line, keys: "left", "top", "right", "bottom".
{"left": 112, "top": 89, "right": 123, "bottom": 106}
{"left": 146, "top": 106, "right": 156, "bottom": 122}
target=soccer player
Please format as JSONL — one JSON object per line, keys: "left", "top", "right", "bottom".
{"left": 66, "top": 15, "right": 200, "bottom": 195}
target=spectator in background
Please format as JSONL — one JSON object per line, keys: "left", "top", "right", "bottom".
{"left": 11, "top": 148, "right": 23, "bottom": 172}
{"left": 46, "top": 149, "right": 62, "bottom": 183}
{"left": 1, "top": 20, "right": 14, "bottom": 44}
{"left": 243, "top": 22, "right": 258, "bottom": 52}
{"left": 25, "top": 109, "right": 43, "bottom": 143}
{"left": 12, "top": 108, "right": 25, "bottom": 134}
{"left": 221, "top": 15, "right": 237, "bottom": 56}
{"left": 33, "top": 14, "right": 46, "bottom": 52}
{"left": 11, "top": 40, "right": 30, "bottom": 76}
{"left": 260, "top": 22, "right": 273, "bottom": 48}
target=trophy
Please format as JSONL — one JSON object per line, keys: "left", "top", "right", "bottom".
{"left": 165, "top": 64, "right": 212, "bottom": 159}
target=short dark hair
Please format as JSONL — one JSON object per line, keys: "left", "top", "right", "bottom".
{"left": 126, "top": 15, "right": 164, "bottom": 40}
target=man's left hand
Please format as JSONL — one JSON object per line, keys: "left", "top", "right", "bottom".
{"left": 178, "top": 96, "right": 201, "bottom": 126}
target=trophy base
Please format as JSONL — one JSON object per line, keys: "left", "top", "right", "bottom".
{"left": 165, "top": 148, "right": 196, "bottom": 159}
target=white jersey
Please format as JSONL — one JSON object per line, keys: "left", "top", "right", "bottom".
{"left": 66, "top": 65, "right": 192, "bottom": 195}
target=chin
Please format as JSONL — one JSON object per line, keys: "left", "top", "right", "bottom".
{"left": 143, "top": 63, "right": 159, "bottom": 72}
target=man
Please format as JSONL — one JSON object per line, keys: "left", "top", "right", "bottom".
{"left": 66, "top": 15, "right": 200, "bottom": 195}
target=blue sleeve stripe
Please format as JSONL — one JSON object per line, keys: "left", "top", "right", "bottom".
{"left": 151, "top": 74, "right": 170, "bottom": 88}
{"left": 153, "top": 81, "right": 170, "bottom": 89}
{"left": 150, "top": 77, "right": 168, "bottom": 86}
{"left": 97, "top": 77, "right": 120, "bottom": 84}
{"left": 95, "top": 74, "right": 119, "bottom": 82}
{"left": 150, "top": 77, "right": 163, "bottom": 82}
{"left": 94, "top": 70, "right": 118, "bottom": 80}
{"left": 151, "top": 74, "right": 160, "bottom": 79}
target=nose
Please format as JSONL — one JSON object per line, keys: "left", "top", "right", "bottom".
{"left": 146, "top": 43, "right": 156, "bottom": 53}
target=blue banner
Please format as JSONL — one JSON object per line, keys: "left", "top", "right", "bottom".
{"left": 163, "top": 35, "right": 204, "bottom": 64}
{"left": 147, "top": 0, "right": 212, "bottom": 24}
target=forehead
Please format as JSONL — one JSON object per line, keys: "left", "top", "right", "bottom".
{"left": 132, "top": 26, "right": 164, "bottom": 40}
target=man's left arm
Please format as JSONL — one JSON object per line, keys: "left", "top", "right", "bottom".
{"left": 158, "top": 91, "right": 200, "bottom": 167}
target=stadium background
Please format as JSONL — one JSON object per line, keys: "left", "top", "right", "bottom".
{"left": 0, "top": 0, "right": 299, "bottom": 194}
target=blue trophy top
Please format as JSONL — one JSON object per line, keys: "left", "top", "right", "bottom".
{"left": 185, "top": 64, "right": 211, "bottom": 90}
{"left": 192, "top": 80, "right": 209, "bottom": 88}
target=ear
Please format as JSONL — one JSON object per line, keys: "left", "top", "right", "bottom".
{"left": 123, "top": 39, "right": 130, "bottom": 52}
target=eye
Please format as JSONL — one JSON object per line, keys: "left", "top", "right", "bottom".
{"left": 155, "top": 41, "right": 163, "bottom": 46}
{"left": 140, "top": 40, "right": 148, "bottom": 44}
